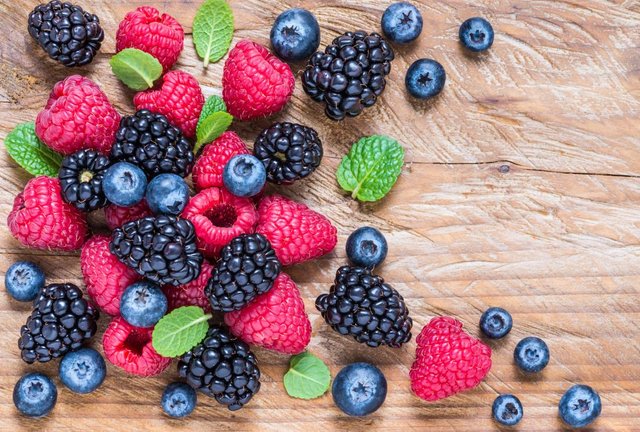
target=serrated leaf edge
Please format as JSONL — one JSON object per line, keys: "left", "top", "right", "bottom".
{"left": 194, "top": 111, "right": 233, "bottom": 153}
{"left": 4, "top": 122, "right": 63, "bottom": 177}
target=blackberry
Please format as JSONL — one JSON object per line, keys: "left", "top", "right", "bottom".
{"left": 253, "top": 122, "right": 323, "bottom": 184}
{"left": 315, "top": 266, "right": 412, "bottom": 348}
{"left": 302, "top": 31, "right": 394, "bottom": 120}
{"left": 58, "top": 149, "right": 110, "bottom": 212}
{"left": 111, "top": 110, "right": 194, "bottom": 179}
{"left": 18, "top": 283, "right": 99, "bottom": 364}
{"left": 205, "top": 234, "right": 281, "bottom": 312}
{"left": 178, "top": 325, "right": 261, "bottom": 411}
{"left": 28, "top": 0, "right": 104, "bottom": 67}
{"left": 110, "top": 215, "right": 203, "bottom": 286}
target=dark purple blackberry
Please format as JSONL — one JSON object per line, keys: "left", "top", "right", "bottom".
{"left": 27, "top": 0, "right": 104, "bottom": 67}
{"left": 302, "top": 31, "right": 394, "bottom": 120}
{"left": 18, "top": 283, "right": 99, "bottom": 364}
{"left": 178, "top": 325, "right": 261, "bottom": 411}
{"left": 253, "top": 122, "right": 323, "bottom": 184}
{"left": 110, "top": 215, "right": 203, "bottom": 286}
{"left": 58, "top": 149, "right": 110, "bottom": 212}
{"left": 315, "top": 266, "right": 412, "bottom": 348}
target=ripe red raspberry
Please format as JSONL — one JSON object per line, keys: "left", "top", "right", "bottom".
{"left": 103, "top": 316, "right": 171, "bottom": 377}
{"left": 115, "top": 6, "right": 184, "bottom": 72}
{"left": 163, "top": 260, "right": 213, "bottom": 312}
{"left": 104, "top": 200, "right": 152, "bottom": 230}
{"left": 35, "top": 75, "right": 120, "bottom": 155}
{"left": 182, "top": 187, "right": 258, "bottom": 258}
{"left": 8, "top": 176, "right": 88, "bottom": 251}
{"left": 256, "top": 194, "right": 337, "bottom": 266}
{"left": 134, "top": 70, "right": 204, "bottom": 139}
{"left": 410, "top": 317, "right": 492, "bottom": 402}
{"left": 222, "top": 40, "right": 295, "bottom": 121}
{"left": 224, "top": 273, "right": 311, "bottom": 355}
{"left": 81, "top": 235, "right": 141, "bottom": 315}
{"left": 192, "top": 132, "right": 250, "bottom": 191}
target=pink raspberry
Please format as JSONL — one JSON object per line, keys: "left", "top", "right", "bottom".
{"left": 192, "top": 132, "right": 250, "bottom": 191}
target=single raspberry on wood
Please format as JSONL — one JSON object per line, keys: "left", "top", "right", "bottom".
{"left": 104, "top": 200, "right": 152, "bottom": 231}
{"left": 163, "top": 259, "right": 213, "bottom": 312}
{"left": 192, "top": 132, "right": 250, "bottom": 191}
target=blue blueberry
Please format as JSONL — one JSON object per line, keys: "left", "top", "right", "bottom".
{"left": 145, "top": 173, "right": 190, "bottom": 215}
{"left": 346, "top": 227, "right": 388, "bottom": 269}
{"left": 270, "top": 8, "right": 320, "bottom": 62}
{"left": 120, "top": 281, "right": 168, "bottom": 328}
{"left": 492, "top": 394, "right": 523, "bottom": 426}
{"left": 332, "top": 362, "right": 387, "bottom": 417}
{"left": 161, "top": 382, "right": 197, "bottom": 418}
{"left": 13, "top": 372, "right": 57, "bottom": 418}
{"left": 405, "top": 59, "right": 446, "bottom": 100}
{"left": 381, "top": 2, "right": 423, "bottom": 44}
{"left": 223, "top": 154, "right": 267, "bottom": 198}
{"left": 480, "top": 307, "right": 513, "bottom": 339}
{"left": 459, "top": 17, "right": 494, "bottom": 52}
{"left": 59, "top": 347, "right": 106, "bottom": 394}
{"left": 559, "top": 384, "right": 602, "bottom": 428}
{"left": 514, "top": 336, "right": 549, "bottom": 373}
{"left": 5, "top": 261, "right": 45, "bottom": 302}
{"left": 103, "top": 162, "right": 147, "bottom": 207}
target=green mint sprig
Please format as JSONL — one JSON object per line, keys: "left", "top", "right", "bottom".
{"left": 193, "top": 0, "right": 234, "bottom": 67}
{"left": 4, "top": 122, "right": 63, "bottom": 177}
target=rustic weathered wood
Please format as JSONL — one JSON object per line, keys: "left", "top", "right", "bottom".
{"left": 1, "top": 0, "right": 639, "bottom": 430}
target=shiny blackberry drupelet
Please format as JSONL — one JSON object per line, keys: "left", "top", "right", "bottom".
{"left": 302, "top": 31, "right": 394, "bottom": 120}
{"left": 110, "top": 215, "right": 203, "bottom": 286}
{"left": 58, "top": 149, "right": 110, "bottom": 212}
{"left": 178, "top": 325, "right": 261, "bottom": 411}
{"left": 110, "top": 110, "right": 194, "bottom": 179}
{"left": 27, "top": 1, "right": 104, "bottom": 67}
{"left": 205, "top": 234, "right": 281, "bottom": 312}
{"left": 253, "top": 122, "right": 323, "bottom": 184}
{"left": 18, "top": 283, "right": 99, "bottom": 364}
{"left": 316, "top": 266, "right": 412, "bottom": 348}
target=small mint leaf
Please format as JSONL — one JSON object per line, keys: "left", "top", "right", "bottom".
{"left": 4, "top": 122, "right": 63, "bottom": 177}
{"left": 198, "top": 95, "right": 227, "bottom": 129}
{"left": 151, "top": 306, "right": 210, "bottom": 357}
{"left": 110, "top": 48, "right": 163, "bottom": 91}
{"left": 194, "top": 111, "right": 233, "bottom": 153}
{"left": 283, "top": 352, "right": 331, "bottom": 400}
{"left": 193, "top": 0, "right": 234, "bottom": 67}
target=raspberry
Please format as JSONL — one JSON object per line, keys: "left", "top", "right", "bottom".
{"left": 182, "top": 187, "right": 258, "bottom": 258}
{"left": 116, "top": 6, "right": 184, "bottom": 72}
{"left": 35, "top": 75, "right": 120, "bottom": 155}
{"left": 8, "top": 176, "right": 88, "bottom": 251}
{"left": 102, "top": 316, "right": 171, "bottom": 377}
{"left": 192, "top": 132, "right": 250, "bottom": 191}
{"left": 410, "top": 317, "right": 492, "bottom": 402}
{"left": 133, "top": 71, "right": 204, "bottom": 139}
{"left": 163, "top": 260, "right": 213, "bottom": 312}
{"left": 224, "top": 273, "right": 311, "bottom": 354}
{"left": 81, "top": 235, "right": 141, "bottom": 315}
{"left": 104, "top": 200, "right": 152, "bottom": 230}
{"left": 222, "top": 40, "right": 295, "bottom": 121}
{"left": 256, "top": 194, "right": 337, "bottom": 266}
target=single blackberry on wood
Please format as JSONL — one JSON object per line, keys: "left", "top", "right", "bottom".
{"left": 58, "top": 149, "right": 110, "bottom": 212}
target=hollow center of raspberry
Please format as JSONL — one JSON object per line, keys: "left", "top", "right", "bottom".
{"left": 79, "top": 170, "right": 94, "bottom": 183}
{"left": 205, "top": 204, "right": 237, "bottom": 228}
{"left": 123, "top": 329, "right": 150, "bottom": 356}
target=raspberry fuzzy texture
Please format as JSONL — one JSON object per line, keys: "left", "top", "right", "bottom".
{"left": 104, "top": 200, "right": 152, "bottom": 230}
{"left": 192, "top": 132, "right": 250, "bottom": 191}
{"left": 116, "top": 6, "right": 184, "bottom": 72}
{"left": 8, "top": 176, "right": 88, "bottom": 251}
{"left": 256, "top": 194, "right": 337, "bottom": 266}
{"left": 81, "top": 235, "right": 141, "bottom": 315}
{"left": 163, "top": 260, "right": 213, "bottom": 312}
{"left": 103, "top": 316, "right": 171, "bottom": 377}
{"left": 410, "top": 317, "right": 492, "bottom": 402}
{"left": 35, "top": 75, "right": 120, "bottom": 155}
{"left": 134, "top": 70, "right": 204, "bottom": 139}
{"left": 225, "top": 273, "right": 311, "bottom": 355}
{"left": 222, "top": 40, "right": 295, "bottom": 121}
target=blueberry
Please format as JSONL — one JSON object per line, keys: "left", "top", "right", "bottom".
{"left": 559, "top": 384, "right": 602, "bottom": 428}
{"left": 161, "top": 382, "right": 197, "bottom": 418}
{"left": 223, "top": 154, "right": 267, "bottom": 197}
{"left": 346, "top": 227, "right": 388, "bottom": 269}
{"left": 13, "top": 372, "right": 57, "bottom": 417}
{"left": 332, "top": 362, "right": 387, "bottom": 416}
{"left": 514, "top": 336, "right": 549, "bottom": 373}
{"left": 480, "top": 307, "right": 513, "bottom": 339}
{"left": 459, "top": 17, "right": 494, "bottom": 52}
{"left": 120, "top": 281, "right": 168, "bottom": 328}
{"left": 492, "top": 394, "right": 523, "bottom": 426}
{"left": 405, "top": 59, "right": 446, "bottom": 100}
{"left": 381, "top": 2, "right": 423, "bottom": 44}
{"left": 59, "top": 347, "right": 106, "bottom": 394}
{"left": 5, "top": 261, "right": 45, "bottom": 302}
{"left": 145, "top": 173, "right": 190, "bottom": 215}
{"left": 103, "top": 162, "right": 147, "bottom": 207}
{"left": 270, "top": 8, "right": 320, "bottom": 61}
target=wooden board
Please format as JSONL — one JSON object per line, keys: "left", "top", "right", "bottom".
{"left": 1, "top": 0, "right": 639, "bottom": 430}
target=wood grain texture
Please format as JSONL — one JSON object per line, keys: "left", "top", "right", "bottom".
{"left": 1, "top": 0, "right": 639, "bottom": 430}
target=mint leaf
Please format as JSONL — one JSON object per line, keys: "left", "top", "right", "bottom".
{"left": 337, "top": 135, "right": 405, "bottom": 202}
{"left": 198, "top": 95, "right": 227, "bottom": 127}
{"left": 152, "top": 306, "right": 210, "bottom": 357}
{"left": 4, "top": 122, "right": 63, "bottom": 177}
{"left": 283, "top": 352, "right": 331, "bottom": 400}
{"left": 110, "top": 48, "right": 162, "bottom": 91}
{"left": 194, "top": 111, "right": 233, "bottom": 153}
{"left": 193, "top": 0, "right": 234, "bottom": 67}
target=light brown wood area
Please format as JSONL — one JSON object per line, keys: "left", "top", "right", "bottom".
{"left": 1, "top": 0, "right": 639, "bottom": 430}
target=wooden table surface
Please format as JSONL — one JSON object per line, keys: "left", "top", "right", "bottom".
{"left": 1, "top": 0, "right": 639, "bottom": 430}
